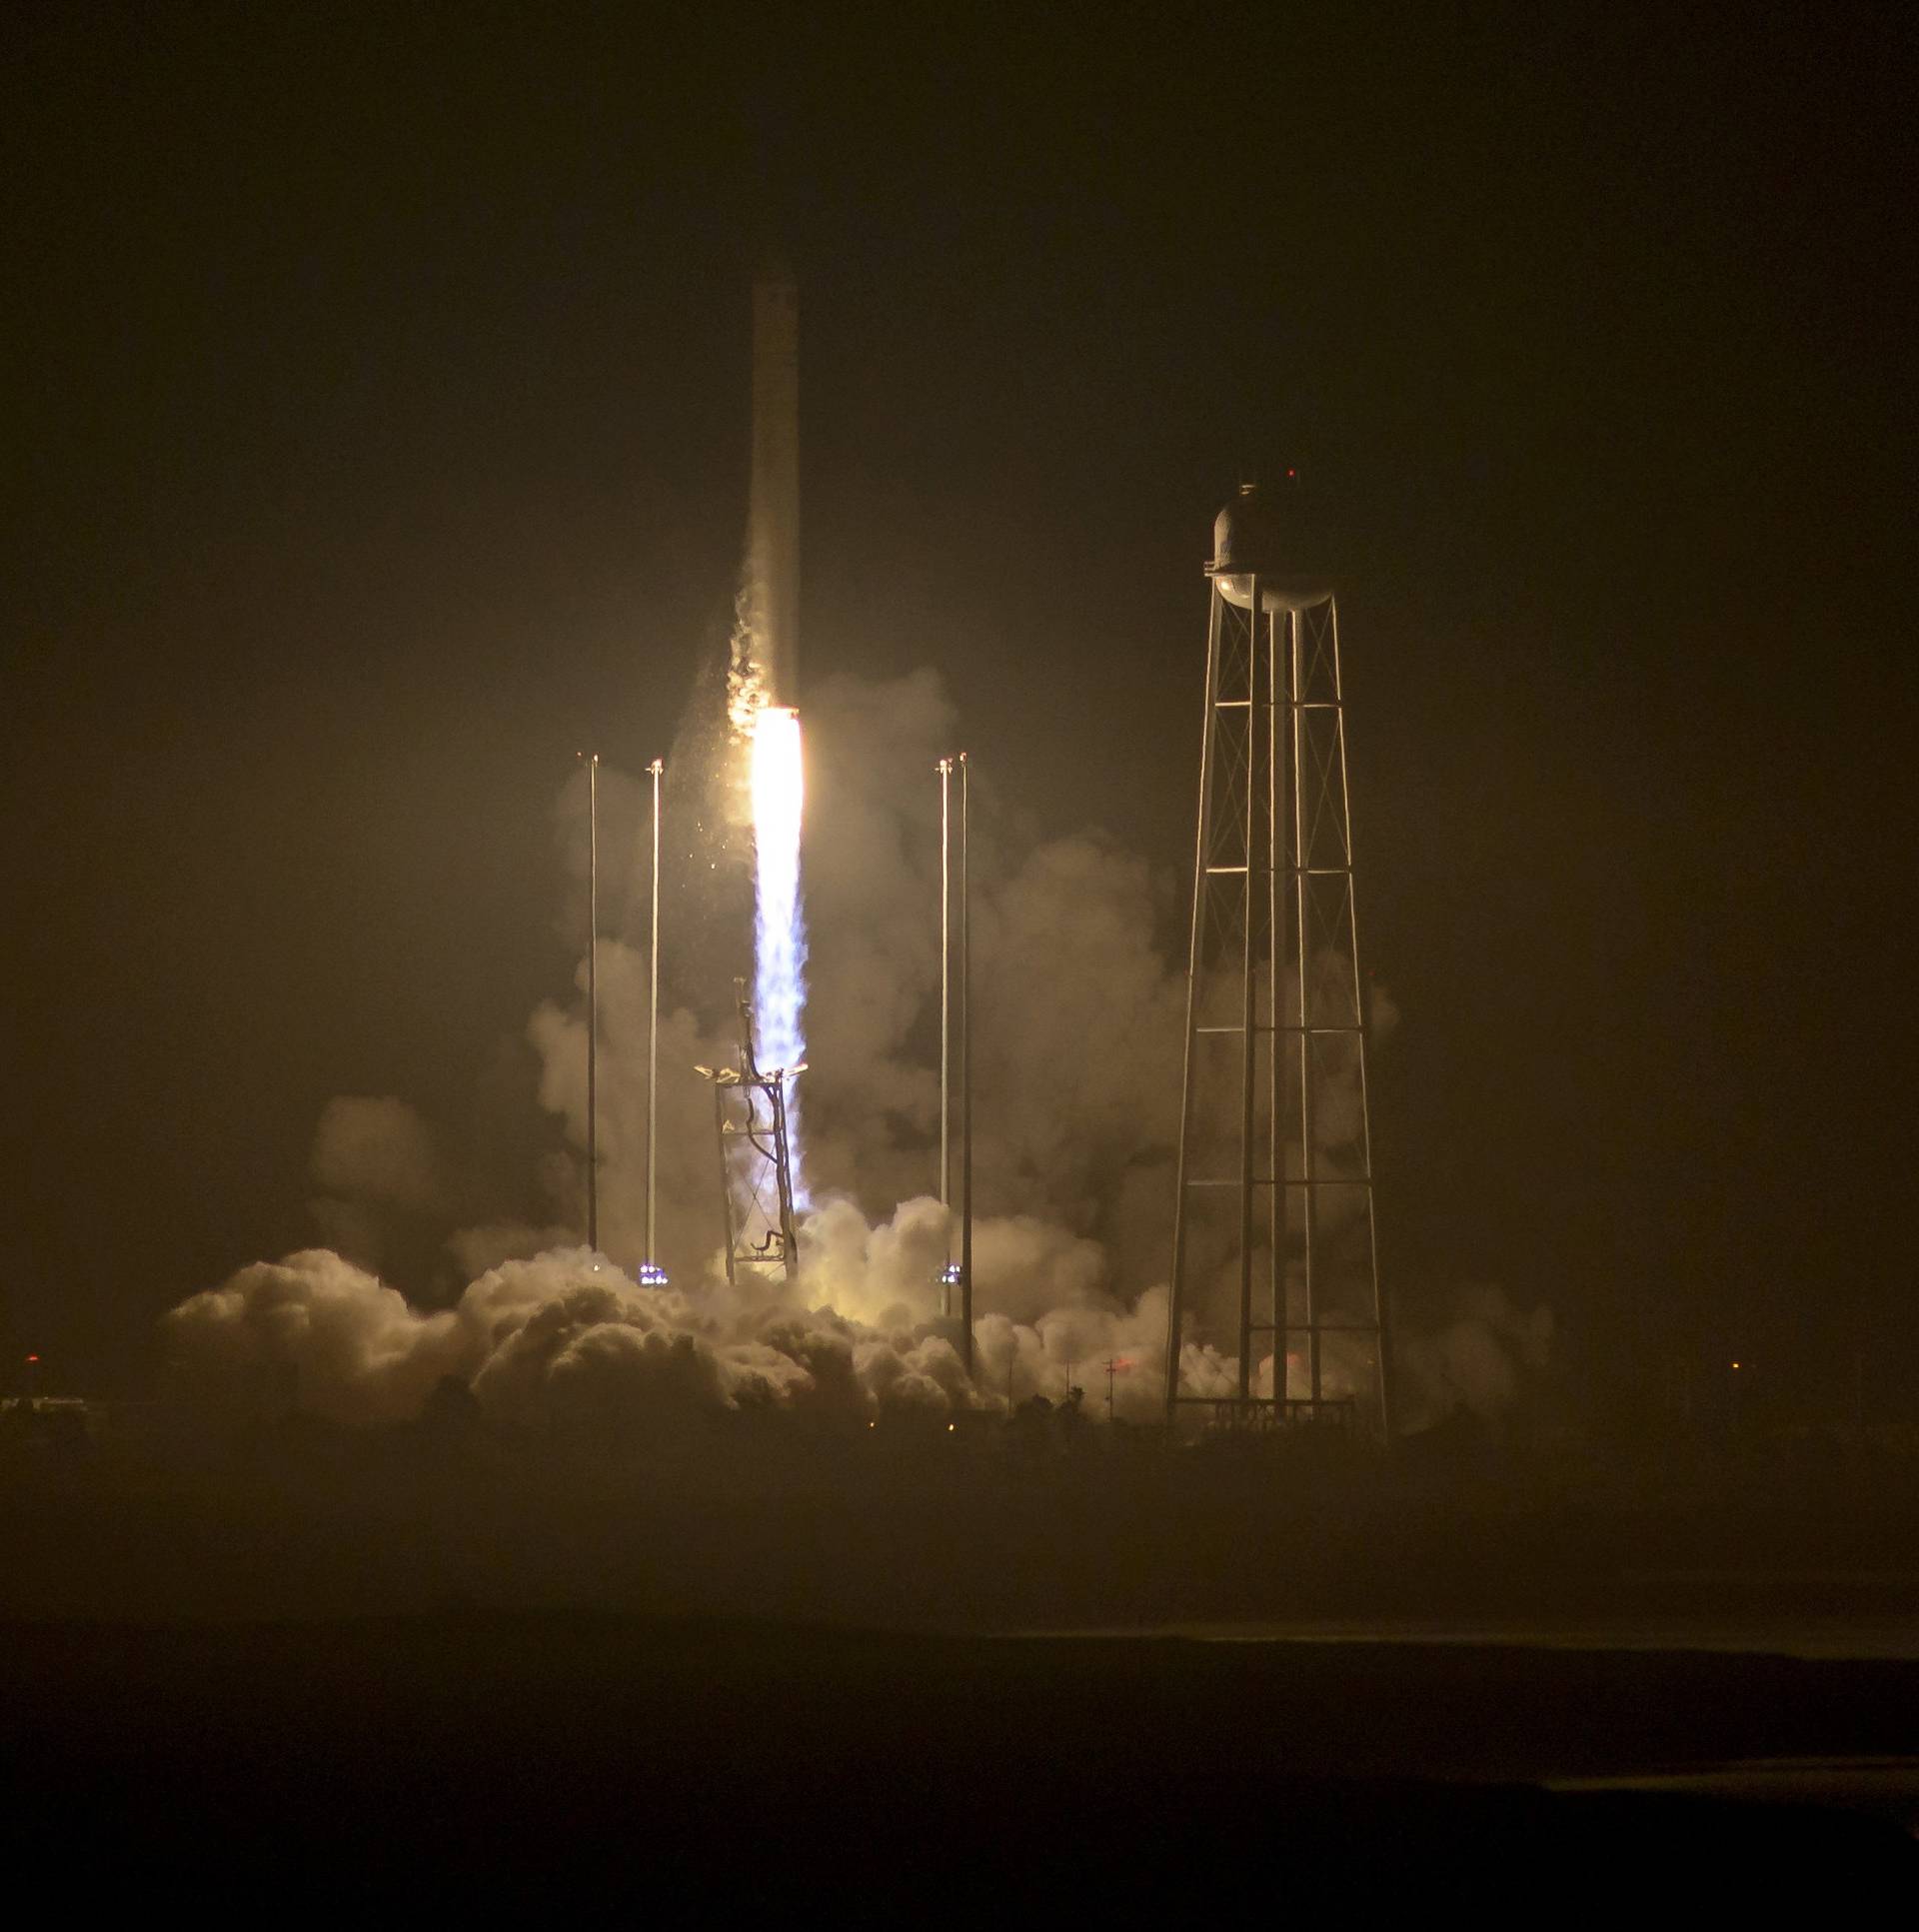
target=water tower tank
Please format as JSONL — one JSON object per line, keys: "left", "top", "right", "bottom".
{"left": 1207, "top": 481, "right": 1330, "bottom": 612}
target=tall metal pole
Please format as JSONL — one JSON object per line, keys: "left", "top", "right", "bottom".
{"left": 1268, "top": 608, "right": 1285, "bottom": 1407}
{"left": 585, "top": 751, "right": 600, "bottom": 1253}
{"left": 647, "top": 757, "right": 664, "bottom": 1269}
{"left": 939, "top": 758, "right": 953, "bottom": 1240}
{"left": 1236, "top": 577, "right": 1260, "bottom": 1401}
{"left": 959, "top": 751, "right": 973, "bottom": 1375}
{"left": 1289, "top": 618, "right": 1316, "bottom": 1402}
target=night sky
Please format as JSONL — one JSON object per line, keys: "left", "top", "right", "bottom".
{"left": 5, "top": 7, "right": 1912, "bottom": 1403}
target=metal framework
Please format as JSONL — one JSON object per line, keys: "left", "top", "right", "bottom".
{"left": 698, "top": 978, "right": 802, "bottom": 1286}
{"left": 1162, "top": 530, "right": 1390, "bottom": 1434}
{"left": 645, "top": 757, "right": 664, "bottom": 1272}
{"left": 584, "top": 751, "right": 600, "bottom": 1251}
{"left": 935, "top": 753, "right": 974, "bottom": 1369}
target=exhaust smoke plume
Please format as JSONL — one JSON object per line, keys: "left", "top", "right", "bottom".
{"left": 160, "top": 666, "right": 1546, "bottom": 1438}
{"left": 750, "top": 703, "right": 809, "bottom": 1205}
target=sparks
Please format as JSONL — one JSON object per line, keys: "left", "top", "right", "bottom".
{"left": 751, "top": 704, "right": 809, "bottom": 1206}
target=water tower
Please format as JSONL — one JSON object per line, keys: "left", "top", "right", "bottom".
{"left": 1162, "top": 483, "right": 1391, "bottom": 1434}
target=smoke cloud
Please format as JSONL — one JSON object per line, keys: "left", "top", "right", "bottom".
{"left": 307, "top": 1095, "right": 452, "bottom": 1274}
{"left": 168, "top": 1228, "right": 978, "bottom": 1430}
{"left": 160, "top": 665, "right": 1543, "bottom": 1439}
{"left": 1393, "top": 1284, "right": 1555, "bottom": 1432}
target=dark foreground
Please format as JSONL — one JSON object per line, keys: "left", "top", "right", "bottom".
{"left": 7, "top": 1433, "right": 1919, "bottom": 1906}
{"left": 6, "top": 1613, "right": 1919, "bottom": 1911}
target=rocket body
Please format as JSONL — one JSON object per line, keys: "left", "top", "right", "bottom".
{"left": 749, "top": 273, "right": 801, "bottom": 708}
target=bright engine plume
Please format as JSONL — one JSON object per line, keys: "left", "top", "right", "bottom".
{"left": 751, "top": 703, "right": 809, "bottom": 1205}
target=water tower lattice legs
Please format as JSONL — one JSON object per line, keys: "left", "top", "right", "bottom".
{"left": 1163, "top": 582, "right": 1390, "bottom": 1435}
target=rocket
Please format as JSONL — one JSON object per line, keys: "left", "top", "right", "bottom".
{"left": 748, "top": 268, "right": 801, "bottom": 708}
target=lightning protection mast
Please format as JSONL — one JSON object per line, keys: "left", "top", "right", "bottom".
{"left": 640, "top": 756, "right": 668, "bottom": 1287}
{"left": 935, "top": 754, "right": 973, "bottom": 1371}
{"left": 1161, "top": 484, "right": 1391, "bottom": 1437}
{"left": 582, "top": 751, "right": 601, "bottom": 1253}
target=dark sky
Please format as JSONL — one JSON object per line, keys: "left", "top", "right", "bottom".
{"left": 5, "top": 6, "right": 1913, "bottom": 1395}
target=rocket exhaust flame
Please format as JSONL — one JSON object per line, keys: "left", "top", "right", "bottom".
{"left": 751, "top": 704, "right": 809, "bottom": 1207}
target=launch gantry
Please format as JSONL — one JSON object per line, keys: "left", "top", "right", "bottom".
{"left": 698, "top": 978, "right": 803, "bottom": 1286}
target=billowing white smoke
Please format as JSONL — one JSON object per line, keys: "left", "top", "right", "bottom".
{"left": 164, "top": 1248, "right": 469, "bottom": 1427}
{"left": 167, "top": 1218, "right": 989, "bottom": 1429}
{"left": 516, "top": 668, "right": 1198, "bottom": 1299}
{"left": 161, "top": 666, "right": 1547, "bottom": 1435}
{"left": 161, "top": 1203, "right": 1242, "bottom": 1429}
{"left": 784, "top": 671, "right": 1192, "bottom": 1293}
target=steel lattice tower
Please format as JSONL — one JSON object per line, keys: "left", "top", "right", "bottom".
{"left": 1162, "top": 484, "right": 1391, "bottom": 1434}
{"left": 697, "top": 978, "right": 802, "bottom": 1286}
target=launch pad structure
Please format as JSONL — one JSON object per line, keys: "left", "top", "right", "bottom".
{"left": 1162, "top": 483, "right": 1392, "bottom": 1436}
{"left": 698, "top": 978, "right": 803, "bottom": 1287}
